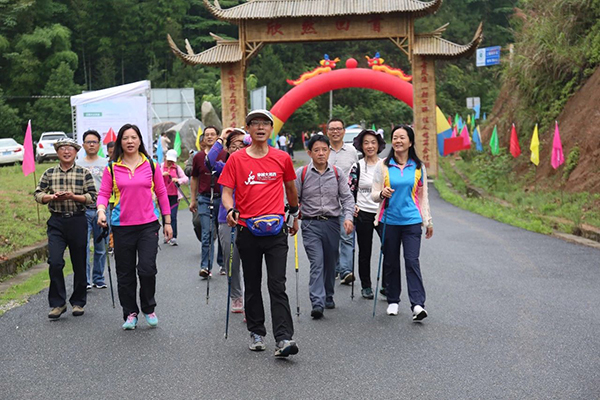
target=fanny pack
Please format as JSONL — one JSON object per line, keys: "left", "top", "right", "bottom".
{"left": 244, "top": 214, "right": 284, "bottom": 237}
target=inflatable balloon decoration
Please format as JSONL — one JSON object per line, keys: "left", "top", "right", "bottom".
{"left": 365, "top": 52, "right": 412, "bottom": 81}
{"left": 286, "top": 54, "right": 340, "bottom": 86}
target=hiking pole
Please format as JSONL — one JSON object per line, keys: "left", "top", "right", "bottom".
{"left": 294, "top": 234, "right": 300, "bottom": 317}
{"left": 99, "top": 228, "right": 115, "bottom": 308}
{"left": 351, "top": 224, "right": 356, "bottom": 300}
{"left": 373, "top": 200, "right": 389, "bottom": 318}
{"left": 225, "top": 227, "right": 235, "bottom": 339}
{"left": 206, "top": 170, "right": 217, "bottom": 304}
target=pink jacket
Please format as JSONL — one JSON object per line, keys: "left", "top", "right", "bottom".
{"left": 161, "top": 162, "right": 189, "bottom": 201}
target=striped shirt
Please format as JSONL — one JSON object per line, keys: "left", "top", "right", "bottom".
{"left": 34, "top": 164, "right": 97, "bottom": 214}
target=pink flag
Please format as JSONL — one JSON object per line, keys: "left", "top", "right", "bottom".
{"left": 22, "top": 120, "right": 35, "bottom": 176}
{"left": 450, "top": 125, "right": 458, "bottom": 138}
{"left": 460, "top": 125, "right": 471, "bottom": 147}
{"left": 103, "top": 127, "right": 117, "bottom": 144}
{"left": 551, "top": 121, "right": 564, "bottom": 169}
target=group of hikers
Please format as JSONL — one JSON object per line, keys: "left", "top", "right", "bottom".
{"left": 33, "top": 109, "right": 433, "bottom": 358}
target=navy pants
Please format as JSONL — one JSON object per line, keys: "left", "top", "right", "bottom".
{"left": 382, "top": 223, "right": 426, "bottom": 308}
{"left": 47, "top": 214, "right": 88, "bottom": 308}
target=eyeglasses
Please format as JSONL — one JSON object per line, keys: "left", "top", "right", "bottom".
{"left": 249, "top": 120, "right": 271, "bottom": 127}
{"left": 84, "top": 141, "right": 99, "bottom": 145}
{"left": 57, "top": 146, "right": 76, "bottom": 152}
{"left": 327, "top": 127, "right": 344, "bottom": 132}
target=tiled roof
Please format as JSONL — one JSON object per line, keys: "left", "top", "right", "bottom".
{"left": 167, "top": 34, "right": 242, "bottom": 65}
{"left": 203, "top": 0, "right": 442, "bottom": 21}
{"left": 413, "top": 22, "right": 483, "bottom": 59}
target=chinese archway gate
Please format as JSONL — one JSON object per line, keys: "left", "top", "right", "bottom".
{"left": 168, "top": 0, "right": 483, "bottom": 175}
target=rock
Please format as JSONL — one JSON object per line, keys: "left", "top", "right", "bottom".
{"left": 201, "top": 101, "right": 222, "bottom": 132}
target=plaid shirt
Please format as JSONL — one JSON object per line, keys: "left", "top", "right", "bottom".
{"left": 34, "top": 164, "right": 97, "bottom": 214}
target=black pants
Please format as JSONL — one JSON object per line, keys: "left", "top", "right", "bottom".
{"left": 236, "top": 225, "right": 294, "bottom": 342}
{"left": 355, "top": 210, "right": 382, "bottom": 289}
{"left": 47, "top": 214, "right": 88, "bottom": 308}
{"left": 112, "top": 221, "right": 160, "bottom": 319}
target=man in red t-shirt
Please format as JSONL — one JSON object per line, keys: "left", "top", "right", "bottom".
{"left": 219, "top": 109, "right": 300, "bottom": 358}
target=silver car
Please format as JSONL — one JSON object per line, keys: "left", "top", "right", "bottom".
{"left": 0, "top": 138, "right": 24, "bottom": 165}
{"left": 36, "top": 132, "right": 67, "bottom": 163}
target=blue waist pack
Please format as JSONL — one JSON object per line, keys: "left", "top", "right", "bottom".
{"left": 244, "top": 214, "right": 284, "bottom": 237}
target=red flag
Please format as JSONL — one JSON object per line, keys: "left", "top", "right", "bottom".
{"left": 509, "top": 123, "right": 521, "bottom": 158}
{"left": 103, "top": 127, "right": 117, "bottom": 144}
{"left": 551, "top": 121, "right": 564, "bottom": 169}
{"left": 443, "top": 136, "right": 470, "bottom": 156}
{"left": 22, "top": 120, "right": 35, "bottom": 176}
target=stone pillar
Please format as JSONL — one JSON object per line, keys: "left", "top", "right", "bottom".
{"left": 411, "top": 55, "right": 438, "bottom": 176}
{"left": 220, "top": 62, "right": 246, "bottom": 129}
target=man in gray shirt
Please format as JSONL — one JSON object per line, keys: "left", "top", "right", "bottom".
{"left": 296, "top": 135, "right": 354, "bottom": 319}
{"left": 326, "top": 118, "right": 359, "bottom": 285}
{"left": 77, "top": 130, "right": 108, "bottom": 289}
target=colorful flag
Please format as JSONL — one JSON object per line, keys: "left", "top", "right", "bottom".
{"left": 460, "top": 125, "right": 470, "bottom": 147}
{"left": 473, "top": 104, "right": 481, "bottom": 120}
{"left": 436, "top": 106, "right": 453, "bottom": 156}
{"left": 454, "top": 114, "right": 459, "bottom": 128}
{"left": 509, "top": 123, "right": 521, "bottom": 158}
{"left": 103, "top": 127, "right": 117, "bottom": 144}
{"left": 195, "top": 126, "right": 203, "bottom": 151}
{"left": 174, "top": 131, "right": 182, "bottom": 156}
{"left": 22, "top": 120, "right": 35, "bottom": 176}
{"left": 447, "top": 116, "right": 452, "bottom": 127}
{"left": 98, "top": 146, "right": 105, "bottom": 158}
{"left": 530, "top": 124, "right": 539, "bottom": 166}
{"left": 551, "top": 121, "right": 564, "bottom": 169}
{"left": 470, "top": 113, "right": 475, "bottom": 132}
{"left": 473, "top": 125, "right": 483, "bottom": 152}
{"left": 467, "top": 115, "right": 471, "bottom": 125}
{"left": 443, "top": 137, "right": 469, "bottom": 155}
{"left": 451, "top": 125, "right": 458, "bottom": 138}
{"left": 371, "top": 123, "right": 376, "bottom": 130}
{"left": 156, "top": 138, "right": 164, "bottom": 163}
{"left": 483, "top": 112, "right": 487, "bottom": 121}
{"left": 490, "top": 125, "right": 499, "bottom": 155}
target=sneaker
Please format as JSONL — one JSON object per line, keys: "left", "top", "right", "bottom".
{"left": 379, "top": 287, "right": 387, "bottom": 297}
{"left": 387, "top": 303, "right": 399, "bottom": 316}
{"left": 144, "top": 312, "right": 158, "bottom": 327}
{"left": 231, "top": 297, "right": 244, "bottom": 313}
{"left": 412, "top": 305, "right": 428, "bottom": 321}
{"left": 249, "top": 332, "right": 266, "bottom": 351}
{"left": 219, "top": 267, "right": 227, "bottom": 276}
{"left": 93, "top": 283, "right": 108, "bottom": 289}
{"left": 341, "top": 272, "right": 355, "bottom": 285}
{"left": 361, "top": 287, "right": 374, "bottom": 299}
{"left": 169, "top": 238, "right": 178, "bottom": 246}
{"left": 199, "top": 268, "right": 209, "bottom": 278}
{"left": 48, "top": 305, "right": 67, "bottom": 319}
{"left": 72, "top": 305, "right": 85, "bottom": 316}
{"left": 122, "top": 313, "right": 138, "bottom": 330}
{"left": 311, "top": 306, "right": 324, "bottom": 319}
{"left": 86, "top": 284, "right": 92, "bottom": 290}
{"left": 325, "top": 299, "right": 335, "bottom": 309}
{"left": 274, "top": 340, "right": 299, "bottom": 357}
{"left": 163, "top": 238, "right": 169, "bottom": 244}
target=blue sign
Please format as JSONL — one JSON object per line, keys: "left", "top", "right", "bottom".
{"left": 476, "top": 46, "right": 501, "bottom": 67}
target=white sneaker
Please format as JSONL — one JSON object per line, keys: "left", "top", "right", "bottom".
{"left": 386, "top": 303, "right": 399, "bottom": 316}
{"left": 169, "top": 238, "right": 178, "bottom": 246}
{"left": 412, "top": 305, "right": 428, "bottom": 321}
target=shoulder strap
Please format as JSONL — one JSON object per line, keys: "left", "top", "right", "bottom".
{"left": 149, "top": 159, "right": 155, "bottom": 178}
{"left": 301, "top": 165, "right": 309, "bottom": 183}
{"left": 333, "top": 165, "right": 339, "bottom": 181}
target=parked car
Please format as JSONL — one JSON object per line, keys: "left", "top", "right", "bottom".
{"left": 36, "top": 131, "right": 67, "bottom": 163}
{"left": 343, "top": 124, "right": 363, "bottom": 144}
{"left": 0, "top": 138, "right": 24, "bottom": 165}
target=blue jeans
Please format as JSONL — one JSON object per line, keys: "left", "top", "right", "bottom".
{"left": 168, "top": 195, "right": 179, "bottom": 238}
{"left": 335, "top": 215, "right": 354, "bottom": 277}
{"left": 382, "top": 223, "right": 425, "bottom": 308}
{"left": 85, "top": 208, "right": 106, "bottom": 285}
{"left": 197, "top": 195, "right": 223, "bottom": 271}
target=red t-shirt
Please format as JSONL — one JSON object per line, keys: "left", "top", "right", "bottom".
{"left": 218, "top": 147, "right": 296, "bottom": 225}
{"left": 192, "top": 149, "right": 227, "bottom": 194}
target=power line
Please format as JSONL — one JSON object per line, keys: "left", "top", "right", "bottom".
{"left": 0, "top": 95, "right": 72, "bottom": 99}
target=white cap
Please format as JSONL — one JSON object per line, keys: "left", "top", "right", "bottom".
{"left": 245, "top": 109, "right": 274, "bottom": 125}
{"left": 166, "top": 149, "right": 178, "bottom": 162}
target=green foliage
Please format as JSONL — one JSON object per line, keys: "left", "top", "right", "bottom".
{"left": 0, "top": 89, "right": 21, "bottom": 140}
{"left": 470, "top": 152, "right": 514, "bottom": 190}
{"left": 563, "top": 145, "right": 580, "bottom": 180}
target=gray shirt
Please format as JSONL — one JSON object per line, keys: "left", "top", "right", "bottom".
{"left": 328, "top": 143, "right": 358, "bottom": 177}
{"left": 77, "top": 156, "right": 108, "bottom": 190}
{"left": 295, "top": 162, "right": 355, "bottom": 221}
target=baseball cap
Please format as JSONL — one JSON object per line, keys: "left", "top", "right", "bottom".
{"left": 166, "top": 149, "right": 178, "bottom": 162}
{"left": 245, "top": 109, "right": 274, "bottom": 125}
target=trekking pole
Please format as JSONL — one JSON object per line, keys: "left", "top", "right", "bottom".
{"left": 373, "top": 200, "right": 389, "bottom": 318}
{"left": 99, "top": 228, "right": 115, "bottom": 308}
{"left": 294, "top": 234, "right": 300, "bottom": 317}
{"left": 351, "top": 223, "right": 356, "bottom": 300}
{"left": 225, "top": 227, "right": 235, "bottom": 339}
{"left": 206, "top": 170, "right": 217, "bottom": 304}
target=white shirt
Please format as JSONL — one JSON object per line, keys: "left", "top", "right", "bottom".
{"left": 328, "top": 143, "right": 358, "bottom": 177}
{"left": 356, "top": 158, "right": 382, "bottom": 214}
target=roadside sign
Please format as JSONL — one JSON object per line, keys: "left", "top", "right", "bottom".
{"left": 476, "top": 46, "right": 501, "bottom": 67}
{"left": 466, "top": 97, "right": 480, "bottom": 109}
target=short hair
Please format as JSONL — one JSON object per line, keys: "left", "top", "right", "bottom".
{"left": 204, "top": 126, "right": 219, "bottom": 136}
{"left": 106, "top": 141, "right": 115, "bottom": 149}
{"left": 327, "top": 118, "right": 345, "bottom": 129}
{"left": 83, "top": 130, "right": 101, "bottom": 142}
{"left": 307, "top": 134, "right": 330, "bottom": 151}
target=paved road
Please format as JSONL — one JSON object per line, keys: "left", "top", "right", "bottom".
{"left": 1, "top": 159, "right": 600, "bottom": 399}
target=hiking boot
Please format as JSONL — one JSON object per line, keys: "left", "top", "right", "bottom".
{"left": 93, "top": 283, "right": 107, "bottom": 289}
{"left": 48, "top": 305, "right": 67, "bottom": 319}
{"left": 387, "top": 303, "right": 399, "bottom": 316}
{"left": 412, "top": 305, "right": 428, "bottom": 321}
{"left": 231, "top": 297, "right": 244, "bottom": 313}
{"left": 361, "top": 287, "right": 374, "bottom": 299}
{"left": 72, "top": 305, "right": 85, "bottom": 316}
{"left": 144, "top": 312, "right": 158, "bottom": 327}
{"left": 122, "top": 313, "right": 138, "bottom": 330}
{"left": 341, "top": 272, "right": 355, "bottom": 285}
{"left": 274, "top": 340, "right": 299, "bottom": 357}
{"left": 199, "top": 268, "right": 209, "bottom": 278}
{"left": 311, "top": 306, "right": 324, "bottom": 319}
{"left": 325, "top": 299, "right": 335, "bottom": 309}
{"left": 249, "top": 332, "right": 266, "bottom": 351}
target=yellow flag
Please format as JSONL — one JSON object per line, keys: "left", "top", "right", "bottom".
{"left": 467, "top": 114, "right": 471, "bottom": 125}
{"left": 195, "top": 126, "right": 203, "bottom": 151}
{"left": 530, "top": 123, "right": 539, "bottom": 166}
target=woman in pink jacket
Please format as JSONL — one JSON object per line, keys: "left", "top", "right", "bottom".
{"left": 162, "top": 149, "right": 189, "bottom": 246}
{"left": 97, "top": 124, "right": 172, "bottom": 330}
